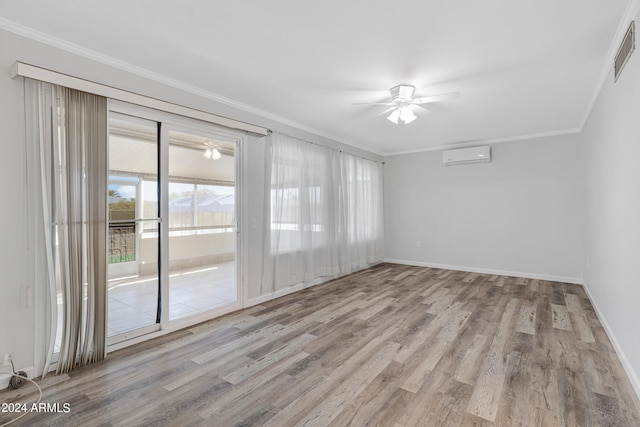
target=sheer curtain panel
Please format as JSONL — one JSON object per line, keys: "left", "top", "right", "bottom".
{"left": 27, "top": 79, "right": 108, "bottom": 375}
{"left": 261, "top": 133, "right": 384, "bottom": 294}
{"left": 333, "top": 152, "right": 385, "bottom": 271}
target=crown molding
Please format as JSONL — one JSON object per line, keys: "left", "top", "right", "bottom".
{"left": 0, "top": 17, "right": 376, "bottom": 155}
{"left": 0, "top": 17, "right": 256, "bottom": 115}
{"left": 0, "top": 17, "right": 260, "bottom": 116}
{"left": 381, "top": 127, "right": 581, "bottom": 157}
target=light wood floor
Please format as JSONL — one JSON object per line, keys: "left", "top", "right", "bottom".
{"left": 2, "top": 263, "right": 639, "bottom": 426}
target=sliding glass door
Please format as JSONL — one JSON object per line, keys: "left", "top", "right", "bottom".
{"left": 108, "top": 113, "right": 161, "bottom": 339}
{"left": 167, "top": 128, "right": 238, "bottom": 321}
{"left": 107, "top": 105, "right": 242, "bottom": 344}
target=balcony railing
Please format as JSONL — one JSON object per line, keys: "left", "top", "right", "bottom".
{"left": 109, "top": 222, "right": 136, "bottom": 264}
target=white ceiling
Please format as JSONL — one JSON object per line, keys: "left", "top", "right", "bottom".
{"left": 0, "top": 1, "right": 633, "bottom": 155}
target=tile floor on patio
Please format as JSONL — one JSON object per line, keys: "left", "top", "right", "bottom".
{"left": 107, "top": 261, "right": 237, "bottom": 336}
{"left": 53, "top": 261, "right": 237, "bottom": 351}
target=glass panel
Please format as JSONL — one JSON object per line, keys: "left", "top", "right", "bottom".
{"left": 167, "top": 130, "right": 237, "bottom": 320}
{"left": 107, "top": 114, "right": 160, "bottom": 337}
{"left": 109, "top": 179, "right": 137, "bottom": 263}
{"left": 169, "top": 182, "right": 195, "bottom": 229}
{"left": 141, "top": 179, "right": 159, "bottom": 233}
{"left": 196, "top": 184, "right": 235, "bottom": 228}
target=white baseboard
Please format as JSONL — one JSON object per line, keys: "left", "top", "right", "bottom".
{"left": 581, "top": 281, "right": 640, "bottom": 401}
{"left": 246, "top": 279, "right": 325, "bottom": 307}
{"left": 246, "top": 263, "right": 384, "bottom": 308}
{"left": 383, "top": 258, "right": 584, "bottom": 285}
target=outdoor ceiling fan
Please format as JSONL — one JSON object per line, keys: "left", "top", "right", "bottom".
{"left": 354, "top": 85, "right": 461, "bottom": 124}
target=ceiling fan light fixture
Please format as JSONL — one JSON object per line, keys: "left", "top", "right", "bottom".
{"left": 387, "top": 109, "right": 401, "bottom": 124}
{"left": 388, "top": 106, "right": 416, "bottom": 125}
{"left": 399, "top": 106, "right": 417, "bottom": 124}
{"left": 203, "top": 141, "right": 222, "bottom": 160}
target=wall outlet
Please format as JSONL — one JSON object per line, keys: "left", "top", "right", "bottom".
{"left": 416, "top": 240, "right": 422, "bottom": 248}
{"left": 2, "top": 354, "right": 11, "bottom": 367}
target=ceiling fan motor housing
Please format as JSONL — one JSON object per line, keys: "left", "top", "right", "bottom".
{"left": 390, "top": 85, "right": 416, "bottom": 103}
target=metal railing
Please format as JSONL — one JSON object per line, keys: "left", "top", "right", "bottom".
{"left": 108, "top": 222, "right": 136, "bottom": 263}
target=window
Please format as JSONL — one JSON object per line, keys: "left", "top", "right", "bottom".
{"left": 269, "top": 140, "right": 329, "bottom": 253}
{"left": 262, "top": 133, "right": 384, "bottom": 292}
{"left": 196, "top": 184, "right": 235, "bottom": 228}
{"left": 108, "top": 177, "right": 138, "bottom": 264}
{"left": 139, "top": 180, "right": 235, "bottom": 236}
{"left": 169, "top": 182, "right": 235, "bottom": 233}
{"left": 169, "top": 182, "right": 196, "bottom": 229}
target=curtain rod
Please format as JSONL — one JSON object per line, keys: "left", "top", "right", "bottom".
{"left": 12, "top": 62, "right": 268, "bottom": 137}
{"left": 268, "top": 130, "right": 385, "bottom": 165}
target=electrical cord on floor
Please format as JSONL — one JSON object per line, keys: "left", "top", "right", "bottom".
{"left": 0, "top": 367, "right": 43, "bottom": 427}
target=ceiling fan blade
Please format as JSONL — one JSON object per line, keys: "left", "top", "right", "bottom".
{"left": 415, "top": 105, "right": 432, "bottom": 113}
{"left": 376, "top": 106, "right": 397, "bottom": 117}
{"left": 412, "top": 92, "right": 461, "bottom": 104}
{"left": 352, "top": 102, "right": 395, "bottom": 105}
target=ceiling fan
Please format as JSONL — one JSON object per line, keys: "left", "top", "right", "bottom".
{"left": 354, "top": 85, "right": 461, "bottom": 124}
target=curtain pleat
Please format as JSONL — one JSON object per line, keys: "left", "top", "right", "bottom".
{"left": 261, "top": 133, "right": 384, "bottom": 294}
{"left": 27, "top": 80, "right": 108, "bottom": 375}
{"left": 58, "top": 88, "right": 108, "bottom": 372}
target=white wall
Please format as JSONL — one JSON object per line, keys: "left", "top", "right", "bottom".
{"left": 582, "top": 9, "right": 640, "bottom": 393}
{"left": 0, "top": 28, "right": 381, "bottom": 382}
{"left": 384, "top": 134, "right": 584, "bottom": 282}
{"left": 0, "top": 34, "right": 33, "bottom": 384}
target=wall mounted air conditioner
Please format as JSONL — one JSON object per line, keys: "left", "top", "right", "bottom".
{"left": 442, "top": 146, "right": 491, "bottom": 165}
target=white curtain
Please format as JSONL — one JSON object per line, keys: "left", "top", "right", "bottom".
{"left": 333, "top": 151, "right": 385, "bottom": 271}
{"left": 26, "top": 79, "right": 108, "bottom": 375}
{"left": 261, "top": 133, "right": 384, "bottom": 293}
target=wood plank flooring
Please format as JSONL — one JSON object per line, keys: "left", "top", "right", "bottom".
{"left": 2, "top": 263, "right": 639, "bottom": 426}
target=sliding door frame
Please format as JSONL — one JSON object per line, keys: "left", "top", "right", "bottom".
{"left": 161, "top": 120, "right": 244, "bottom": 330}
{"left": 107, "top": 100, "right": 246, "bottom": 351}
